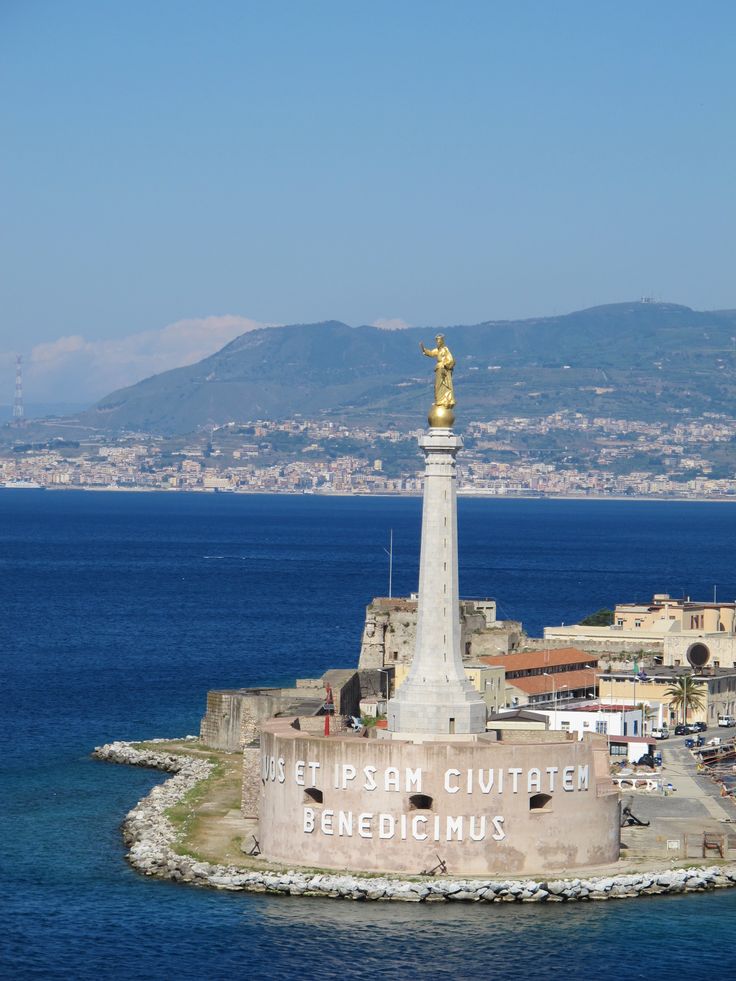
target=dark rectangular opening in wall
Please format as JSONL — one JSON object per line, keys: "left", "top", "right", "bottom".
{"left": 530, "top": 793, "right": 552, "bottom": 811}
{"left": 409, "top": 794, "right": 433, "bottom": 811}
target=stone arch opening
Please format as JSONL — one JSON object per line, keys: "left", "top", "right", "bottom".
{"left": 408, "top": 794, "right": 433, "bottom": 811}
{"left": 529, "top": 793, "right": 552, "bottom": 811}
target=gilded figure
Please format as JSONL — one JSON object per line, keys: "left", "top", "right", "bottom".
{"left": 420, "top": 334, "right": 456, "bottom": 408}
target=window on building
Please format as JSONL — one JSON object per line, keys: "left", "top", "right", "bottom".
{"left": 595, "top": 721, "right": 608, "bottom": 734}
{"left": 560, "top": 721, "right": 571, "bottom": 731}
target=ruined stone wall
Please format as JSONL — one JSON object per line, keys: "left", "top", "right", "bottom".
{"left": 199, "top": 691, "right": 248, "bottom": 751}
{"left": 200, "top": 689, "right": 312, "bottom": 752}
{"left": 324, "top": 669, "right": 362, "bottom": 717}
{"left": 200, "top": 673, "right": 361, "bottom": 753}
{"left": 358, "top": 597, "right": 522, "bottom": 669}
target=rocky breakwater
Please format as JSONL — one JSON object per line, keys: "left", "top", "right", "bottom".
{"left": 94, "top": 739, "right": 736, "bottom": 902}
{"left": 92, "top": 739, "right": 215, "bottom": 882}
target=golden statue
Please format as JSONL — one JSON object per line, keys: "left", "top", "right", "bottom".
{"left": 420, "top": 333, "right": 456, "bottom": 427}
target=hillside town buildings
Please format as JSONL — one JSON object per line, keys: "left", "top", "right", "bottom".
{"left": 5, "top": 409, "right": 736, "bottom": 498}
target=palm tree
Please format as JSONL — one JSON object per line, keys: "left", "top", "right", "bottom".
{"left": 665, "top": 675, "right": 707, "bottom": 725}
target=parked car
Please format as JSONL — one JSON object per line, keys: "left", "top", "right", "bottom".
{"left": 652, "top": 727, "right": 670, "bottom": 739}
{"left": 692, "top": 722, "right": 708, "bottom": 732}
{"left": 718, "top": 716, "right": 736, "bottom": 728}
{"left": 674, "top": 724, "right": 689, "bottom": 736}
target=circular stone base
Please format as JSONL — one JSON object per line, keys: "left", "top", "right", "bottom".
{"left": 428, "top": 404, "right": 455, "bottom": 428}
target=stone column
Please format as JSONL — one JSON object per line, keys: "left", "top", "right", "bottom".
{"left": 387, "top": 428, "right": 486, "bottom": 735}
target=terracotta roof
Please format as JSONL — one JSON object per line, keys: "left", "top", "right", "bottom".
{"left": 506, "top": 668, "right": 598, "bottom": 696}
{"left": 481, "top": 647, "right": 598, "bottom": 672}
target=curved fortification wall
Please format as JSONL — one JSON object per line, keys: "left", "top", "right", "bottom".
{"left": 258, "top": 720, "right": 620, "bottom": 876}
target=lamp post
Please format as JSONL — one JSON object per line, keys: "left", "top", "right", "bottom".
{"left": 543, "top": 673, "right": 567, "bottom": 730}
{"left": 543, "top": 672, "right": 555, "bottom": 725}
{"left": 608, "top": 676, "right": 615, "bottom": 753}
{"left": 557, "top": 685, "right": 568, "bottom": 729}
{"left": 382, "top": 530, "right": 393, "bottom": 599}
{"left": 632, "top": 671, "right": 637, "bottom": 738}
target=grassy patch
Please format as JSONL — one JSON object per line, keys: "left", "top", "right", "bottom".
{"left": 165, "top": 760, "right": 225, "bottom": 839}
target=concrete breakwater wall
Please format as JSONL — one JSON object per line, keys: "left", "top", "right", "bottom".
{"left": 93, "top": 739, "right": 736, "bottom": 902}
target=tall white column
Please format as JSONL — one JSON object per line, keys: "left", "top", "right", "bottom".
{"left": 387, "top": 428, "right": 486, "bottom": 736}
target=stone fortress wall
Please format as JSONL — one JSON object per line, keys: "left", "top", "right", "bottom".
{"left": 358, "top": 596, "right": 523, "bottom": 670}
{"left": 200, "top": 669, "right": 372, "bottom": 752}
{"left": 257, "top": 718, "right": 619, "bottom": 876}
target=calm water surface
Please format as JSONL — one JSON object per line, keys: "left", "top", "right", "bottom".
{"left": 3, "top": 491, "right": 736, "bottom": 980}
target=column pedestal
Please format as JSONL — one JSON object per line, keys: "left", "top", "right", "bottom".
{"left": 387, "top": 428, "right": 486, "bottom": 736}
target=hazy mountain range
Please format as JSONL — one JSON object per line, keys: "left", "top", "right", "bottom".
{"left": 22, "top": 301, "right": 736, "bottom": 436}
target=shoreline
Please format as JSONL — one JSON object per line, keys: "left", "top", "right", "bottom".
{"left": 94, "top": 738, "right": 736, "bottom": 903}
{"left": 6, "top": 485, "right": 736, "bottom": 504}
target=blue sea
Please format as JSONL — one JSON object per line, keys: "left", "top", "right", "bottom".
{"left": 3, "top": 491, "right": 736, "bottom": 981}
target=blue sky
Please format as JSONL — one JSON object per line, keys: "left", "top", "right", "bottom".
{"left": 1, "top": 1, "right": 735, "bottom": 401}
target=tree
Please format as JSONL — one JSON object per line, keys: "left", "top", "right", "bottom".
{"left": 665, "top": 675, "right": 707, "bottom": 725}
{"left": 579, "top": 608, "right": 614, "bottom": 626}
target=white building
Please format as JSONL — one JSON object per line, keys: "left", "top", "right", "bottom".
{"left": 534, "top": 705, "right": 643, "bottom": 739}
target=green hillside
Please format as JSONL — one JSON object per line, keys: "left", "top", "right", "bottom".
{"left": 64, "top": 301, "right": 736, "bottom": 434}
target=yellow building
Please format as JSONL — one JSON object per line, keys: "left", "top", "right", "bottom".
{"left": 614, "top": 593, "right": 736, "bottom": 633}
{"left": 393, "top": 662, "right": 506, "bottom": 715}
{"left": 598, "top": 668, "right": 736, "bottom": 729}
{"left": 544, "top": 593, "right": 736, "bottom": 669}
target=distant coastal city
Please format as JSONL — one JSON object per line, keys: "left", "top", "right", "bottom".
{"left": 3, "top": 409, "right": 736, "bottom": 498}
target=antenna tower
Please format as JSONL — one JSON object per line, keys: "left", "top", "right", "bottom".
{"left": 13, "top": 355, "right": 24, "bottom": 425}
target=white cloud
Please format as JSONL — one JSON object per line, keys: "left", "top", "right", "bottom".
{"left": 372, "top": 317, "right": 411, "bottom": 331}
{"left": 14, "top": 315, "right": 272, "bottom": 404}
